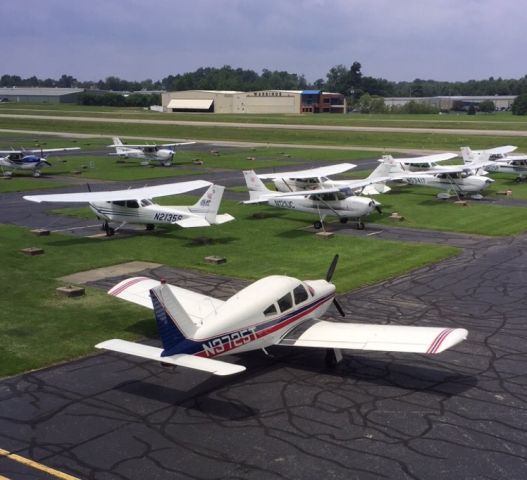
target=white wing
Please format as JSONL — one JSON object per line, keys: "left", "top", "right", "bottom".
{"left": 278, "top": 319, "right": 467, "bottom": 354}
{"left": 0, "top": 147, "right": 80, "bottom": 155}
{"left": 257, "top": 163, "right": 356, "bottom": 180}
{"left": 482, "top": 145, "right": 517, "bottom": 155}
{"left": 107, "top": 142, "right": 195, "bottom": 148}
{"left": 96, "top": 340, "right": 245, "bottom": 376}
{"left": 23, "top": 180, "right": 211, "bottom": 203}
{"left": 108, "top": 276, "right": 224, "bottom": 325}
{"left": 399, "top": 153, "right": 458, "bottom": 164}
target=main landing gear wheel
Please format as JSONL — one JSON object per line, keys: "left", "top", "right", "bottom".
{"left": 325, "top": 348, "right": 343, "bottom": 367}
{"left": 102, "top": 221, "right": 115, "bottom": 237}
{"left": 339, "top": 217, "right": 348, "bottom": 224}
{"left": 146, "top": 224, "right": 155, "bottom": 231}
{"left": 357, "top": 221, "right": 365, "bottom": 230}
{"left": 32, "top": 171, "right": 41, "bottom": 178}
{"left": 314, "top": 220, "right": 323, "bottom": 230}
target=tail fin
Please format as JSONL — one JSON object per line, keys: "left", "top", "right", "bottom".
{"left": 243, "top": 170, "right": 275, "bottom": 203}
{"left": 189, "top": 184, "right": 234, "bottom": 224}
{"left": 460, "top": 147, "right": 475, "bottom": 164}
{"left": 368, "top": 155, "right": 407, "bottom": 179}
{"left": 150, "top": 283, "right": 199, "bottom": 357}
{"left": 112, "top": 137, "right": 123, "bottom": 146}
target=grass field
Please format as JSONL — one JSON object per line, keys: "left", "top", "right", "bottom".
{"left": 3, "top": 115, "right": 527, "bottom": 152}
{"left": 2, "top": 103, "right": 527, "bottom": 131}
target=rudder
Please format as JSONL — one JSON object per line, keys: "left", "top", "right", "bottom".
{"left": 150, "top": 283, "right": 199, "bottom": 356}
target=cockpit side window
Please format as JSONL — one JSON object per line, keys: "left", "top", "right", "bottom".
{"left": 263, "top": 304, "right": 278, "bottom": 317}
{"left": 126, "top": 200, "right": 139, "bottom": 208}
{"left": 112, "top": 200, "right": 126, "bottom": 207}
{"left": 140, "top": 199, "right": 153, "bottom": 207}
{"left": 277, "top": 292, "right": 293, "bottom": 312}
{"left": 293, "top": 284, "right": 309, "bottom": 305}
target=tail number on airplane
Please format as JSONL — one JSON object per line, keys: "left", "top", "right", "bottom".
{"left": 202, "top": 327, "right": 258, "bottom": 357}
{"left": 154, "top": 212, "right": 183, "bottom": 222}
{"left": 274, "top": 200, "right": 295, "bottom": 208}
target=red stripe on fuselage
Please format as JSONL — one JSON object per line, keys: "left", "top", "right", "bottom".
{"left": 194, "top": 294, "right": 334, "bottom": 358}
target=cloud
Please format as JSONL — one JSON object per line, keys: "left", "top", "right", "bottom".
{"left": 1, "top": 0, "right": 526, "bottom": 82}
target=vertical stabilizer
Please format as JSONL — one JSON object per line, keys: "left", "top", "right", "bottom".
{"left": 243, "top": 170, "right": 276, "bottom": 202}
{"left": 189, "top": 184, "right": 233, "bottom": 224}
{"left": 112, "top": 137, "right": 123, "bottom": 146}
{"left": 460, "top": 147, "right": 476, "bottom": 164}
{"left": 150, "top": 283, "right": 199, "bottom": 356}
{"left": 369, "top": 156, "right": 407, "bottom": 179}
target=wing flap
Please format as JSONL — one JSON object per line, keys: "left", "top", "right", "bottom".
{"left": 278, "top": 320, "right": 467, "bottom": 354}
{"left": 108, "top": 277, "right": 224, "bottom": 323}
{"left": 96, "top": 339, "right": 245, "bottom": 376}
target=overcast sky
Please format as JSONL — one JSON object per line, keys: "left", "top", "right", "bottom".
{"left": 3, "top": 0, "right": 526, "bottom": 83}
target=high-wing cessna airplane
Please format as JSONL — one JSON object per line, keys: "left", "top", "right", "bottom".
{"left": 96, "top": 255, "right": 468, "bottom": 376}
{"left": 108, "top": 137, "right": 195, "bottom": 166}
{"left": 24, "top": 181, "right": 234, "bottom": 236}
{"left": 0, "top": 146, "right": 80, "bottom": 177}
{"left": 379, "top": 155, "right": 494, "bottom": 199}
{"left": 243, "top": 170, "right": 380, "bottom": 230}
{"left": 259, "top": 162, "right": 392, "bottom": 195}
{"left": 461, "top": 145, "right": 527, "bottom": 182}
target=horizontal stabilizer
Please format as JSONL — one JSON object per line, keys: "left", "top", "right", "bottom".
{"left": 214, "top": 213, "right": 235, "bottom": 224}
{"left": 279, "top": 320, "right": 467, "bottom": 354}
{"left": 175, "top": 217, "right": 211, "bottom": 228}
{"left": 96, "top": 339, "right": 246, "bottom": 376}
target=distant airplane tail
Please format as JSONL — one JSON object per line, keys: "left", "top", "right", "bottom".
{"left": 112, "top": 137, "right": 123, "bottom": 147}
{"left": 149, "top": 283, "right": 199, "bottom": 357}
{"left": 189, "top": 184, "right": 234, "bottom": 224}
{"left": 371, "top": 155, "right": 408, "bottom": 178}
{"left": 243, "top": 170, "right": 276, "bottom": 203}
{"left": 460, "top": 146, "right": 477, "bottom": 164}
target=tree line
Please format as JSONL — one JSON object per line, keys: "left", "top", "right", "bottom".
{"left": 3, "top": 64, "right": 527, "bottom": 97}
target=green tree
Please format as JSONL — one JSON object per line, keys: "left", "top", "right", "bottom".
{"left": 479, "top": 100, "right": 495, "bottom": 113}
{"left": 512, "top": 94, "right": 527, "bottom": 115}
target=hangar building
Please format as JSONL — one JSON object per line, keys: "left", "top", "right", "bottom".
{"left": 162, "top": 90, "right": 346, "bottom": 114}
{"left": 0, "top": 87, "right": 84, "bottom": 103}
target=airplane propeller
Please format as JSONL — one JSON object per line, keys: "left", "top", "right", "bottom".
{"left": 326, "top": 254, "right": 345, "bottom": 317}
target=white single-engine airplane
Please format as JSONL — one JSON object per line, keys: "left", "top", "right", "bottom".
{"left": 461, "top": 145, "right": 527, "bottom": 182}
{"left": 24, "top": 181, "right": 234, "bottom": 236}
{"left": 243, "top": 170, "right": 381, "bottom": 230}
{"left": 96, "top": 255, "right": 468, "bottom": 376}
{"left": 0, "top": 146, "right": 80, "bottom": 177}
{"left": 259, "top": 162, "right": 392, "bottom": 195}
{"left": 379, "top": 155, "right": 494, "bottom": 200}
{"left": 108, "top": 137, "right": 195, "bottom": 166}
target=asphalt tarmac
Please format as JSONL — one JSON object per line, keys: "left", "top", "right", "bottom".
{"left": 1, "top": 164, "right": 527, "bottom": 479}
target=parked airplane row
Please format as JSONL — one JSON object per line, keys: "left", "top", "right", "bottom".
{"left": 20, "top": 157, "right": 480, "bottom": 377}
{"left": 0, "top": 137, "right": 193, "bottom": 177}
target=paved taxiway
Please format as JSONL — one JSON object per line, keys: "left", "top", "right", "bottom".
{"left": 1, "top": 155, "right": 527, "bottom": 479}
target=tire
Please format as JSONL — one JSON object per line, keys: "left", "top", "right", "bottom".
{"left": 146, "top": 224, "right": 155, "bottom": 231}
{"left": 339, "top": 217, "right": 348, "bottom": 224}
{"left": 357, "top": 221, "right": 365, "bottom": 230}
{"left": 314, "top": 220, "right": 323, "bottom": 230}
